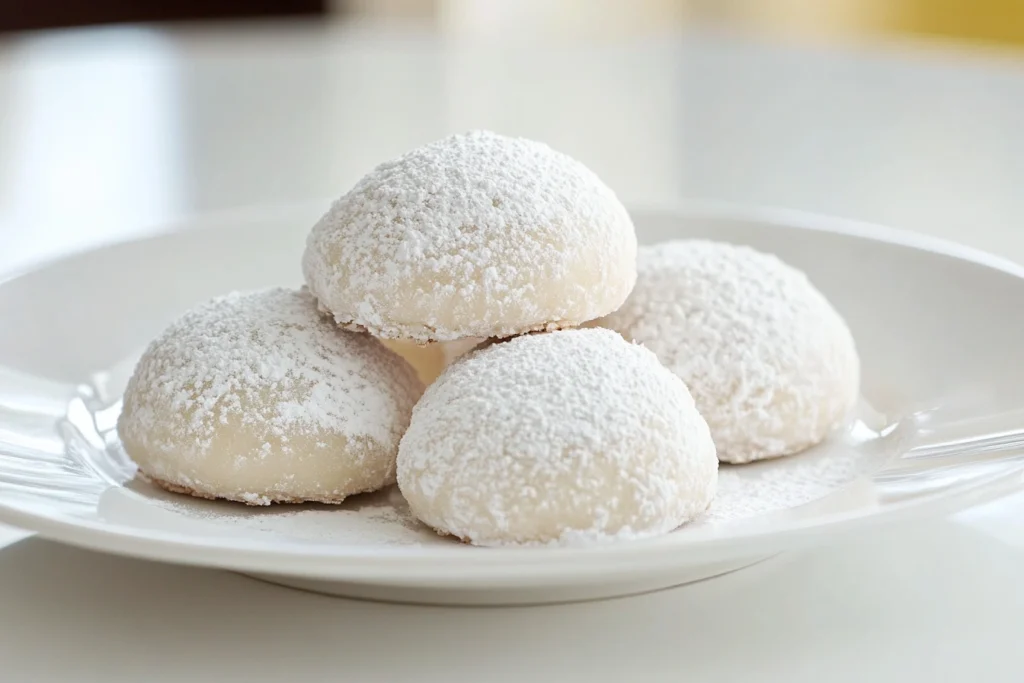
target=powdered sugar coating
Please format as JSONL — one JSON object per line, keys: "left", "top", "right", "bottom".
{"left": 302, "top": 130, "right": 637, "bottom": 342}
{"left": 397, "top": 328, "right": 718, "bottom": 546}
{"left": 594, "top": 240, "right": 860, "bottom": 463}
{"left": 118, "top": 288, "right": 424, "bottom": 504}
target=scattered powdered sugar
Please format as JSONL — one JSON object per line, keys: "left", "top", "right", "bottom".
{"left": 396, "top": 328, "right": 718, "bottom": 546}
{"left": 116, "top": 288, "right": 423, "bottom": 502}
{"left": 137, "top": 484, "right": 441, "bottom": 547}
{"left": 302, "top": 130, "right": 637, "bottom": 342}
{"left": 595, "top": 240, "right": 860, "bottom": 464}
{"left": 128, "top": 427, "right": 885, "bottom": 546}
{"left": 694, "top": 432, "right": 879, "bottom": 526}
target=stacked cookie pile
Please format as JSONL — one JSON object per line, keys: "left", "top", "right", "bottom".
{"left": 117, "top": 131, "right": 859, "bottom": 546}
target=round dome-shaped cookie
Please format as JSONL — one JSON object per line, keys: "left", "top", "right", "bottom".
{"left": 594, "top": 240, "right": 860, "bottom": 464}
{"left": 302, "top": 130, "right": 637, "bottom": 343}
{"left": 118, "top": 288, "right": 424, "bottom": 505}
{"left": 397, "top": 328, "right": 717, "bottom": 546}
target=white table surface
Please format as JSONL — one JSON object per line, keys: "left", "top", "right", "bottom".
{"left": 2, "top": 18, "right": 1024, "bottom": 681}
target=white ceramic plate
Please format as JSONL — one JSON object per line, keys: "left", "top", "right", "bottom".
{"left": 1, "top": 204, "right": 1022, "bottom": 605}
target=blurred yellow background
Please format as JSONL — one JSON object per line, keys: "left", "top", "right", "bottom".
{"left": 7, "top": 0, "right": 1022, "bottom": 48}
{"left": 703, "top": 0, "right": 1024, "bottom": 47}
{"left": 342, "top": 0, "right": 1024, "bottom": 48}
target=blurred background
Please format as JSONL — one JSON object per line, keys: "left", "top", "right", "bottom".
{"left": 5, "top": 0, "right": 1024, "bottom": 45}
{"left": 1, "top": 0, "right": 1024, "bottom": 272}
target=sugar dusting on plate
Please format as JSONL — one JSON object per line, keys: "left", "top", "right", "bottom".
{"left": 89, "top": 356, "right": 892, "bottom": 548}
{"left": 135, "top": 414, "right": 890, "bottom": 546}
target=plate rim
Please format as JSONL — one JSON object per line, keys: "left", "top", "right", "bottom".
{"left": 1, "top": 200, "right": 1022, "bottom": 582}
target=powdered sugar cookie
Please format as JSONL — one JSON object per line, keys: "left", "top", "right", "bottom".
{"left": 118, "top": 288, "right": 423, "bottom": 505}
{"left": 397, "top": 328, "right": 717, "bottom": 546}
{"left": 381, "top": 338, "right": 483, "bottom": 385}
{"left": 302, "top": 130, "right": 637, "bottom": 343}
{"left": 380, "top": 340, "right": 445, "bottom": 385}
{"left": 595, "top": 240, "right": 860, "bottom": 464}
